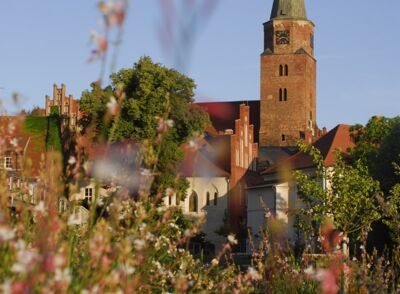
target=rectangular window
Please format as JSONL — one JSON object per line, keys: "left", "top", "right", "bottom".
{"left": 281, "top": 134, "right": 286, "bottom": 142}
{"left": 85, "top": 187, "right": 93, "bottom": 201}
{"left": 4, "top": 157, "right": 12, "bottom": 169}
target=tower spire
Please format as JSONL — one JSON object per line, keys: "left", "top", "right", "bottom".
{"left": 270, "top": 0, "right": 307, "bottom": 20}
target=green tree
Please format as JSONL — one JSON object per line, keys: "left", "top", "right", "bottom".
{"left": 349, "top": 116, "right": 400, "bottom": 194}
{"left": 79, "top": 56, "right": 210, "bottom": 197}
{"left": 294, "top": 144, "right": 382, "bottom": 243}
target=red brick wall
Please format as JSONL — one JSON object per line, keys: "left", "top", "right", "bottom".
{"left": 259, "top": 19, "right": 317, "bottom": 147}
{"left": 229, "top": 105, "right": 258, "bottom": 239}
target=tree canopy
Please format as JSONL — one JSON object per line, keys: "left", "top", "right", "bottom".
{"left": 79, "top": 56, "right": 210, "bottom": 197}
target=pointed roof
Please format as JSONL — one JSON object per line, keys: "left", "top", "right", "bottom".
{"left": 270, "top": 0, "right": 307, "bottom": 20}
{"left": 261, "top": 125, "right": 355, "bottom": 175}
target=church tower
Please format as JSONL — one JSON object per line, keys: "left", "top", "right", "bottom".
{"left": 259, "top": 0, "right": 317, "bottom": 147}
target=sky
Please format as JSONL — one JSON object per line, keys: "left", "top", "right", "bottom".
{"left": 0, "top": 0, "right": 400, "bottom": 130}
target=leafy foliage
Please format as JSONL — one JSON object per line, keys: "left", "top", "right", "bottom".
{"left": 79, "top": 57, "right": 210, "bottom": 197}
{"left": 295, "top": 144, "right": 382, "bottom": 239}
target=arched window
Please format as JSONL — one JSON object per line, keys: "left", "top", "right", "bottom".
{"left": 284, "top": 88, "right": 288, "bottom": 101}
{"left": 168, "top": 195, "right": 172, "bottom": 205}
{"left": 189, "top": 191, "right": 198, "bottom": 213}
{"left": 206, "top": 192, "right": 210, "bottom": 206}
{"left": 214, "top": 192, "right": 218, "bottom": 206}
{"left": 285, "top": 64, "right": 289, "bottom": 76}
{"left": 279, "top": 65, "right": 283, "bottom": 76}
{"left": 279, "top": 88, "right": 283, "bottom": 101}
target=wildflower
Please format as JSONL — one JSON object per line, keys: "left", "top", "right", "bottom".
{"left": 106, "top": 96, "right": 118, "bottom": 115}
{"left": 315, "top": 269, "right": 339, "bottom": 294}
{"left": 10, "top": 138, "right": 18, "bottom": 147}
{"left": 98, "top": 0, "right": 126, "bottom": 27}
{"left": 134, "top": 239, "right": 146, "bottom": 251}
{"left": 227, "top": 234, "right": 238, "bottom": 245}
{"left": 12, "top": 247, "right": 40, "bottom": 274}
{"left": 211, "top": 258, "right": 219, "bottom": 266}
{"left": 264, "top": 211, "right": 272, "bottom": 218}
{"left": 68, "top": 156, "right": 76, "bottom": 165}
{"left": 156, "top": 117, "right": 174, "bottom": 133}
{"left": 34, "top": 201, "right": 47, "bottom": 214}
{"left": 246, "top": 267, "right": 261, "bottom": 281}
{"left": 88, "top": 31, "right": 108, "bottom": 62}
{"left": 54, "top": 268, "right": 71, "bottom": 284}
{"left": 0, "top": 225, "right": 15, "bottom": 241}
{"left": 67, "top": 214, "right": 81, "bottom": 226}
{"left": 304, "top": 265, "right": 315, "bottom": 276}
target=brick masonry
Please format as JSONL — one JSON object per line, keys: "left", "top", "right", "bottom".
{"left": 259, "top": 19, "right": 317, "bottom": 147}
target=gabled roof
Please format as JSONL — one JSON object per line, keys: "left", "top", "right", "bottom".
{"left": 261, "top": 125, "right": 355, "bottom": 175}
{"left": 270, "top": 0, "right": 307, "bottom": 20}
{"left": 196, "top": 100, "right": 260, "bottom": 143}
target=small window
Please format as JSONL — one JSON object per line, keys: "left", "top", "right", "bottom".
{"left": 285, "top": 64, "right": 289, "bottom": 76}
{"left": 279, "top": 65, "right": 283, "bottom": 76}
{"left": 168, "top": 195, "right": 172, "bottom": 205}
{"left": 214, "top": 192, "right": 218, "bottom": 206}
{"left": 284, "top": 88, "right": 288, "bottom": 101}
{"left": 4, "top": 157, "right": 12, "bottom": 169}
{"left": 281, "top": 134, "right": 286, "bottom": 142}
{"left": 279, "top": 88, "right": 283, "bottom": 101}
{"left": 206, "top": 192, "right": 210, "bottom": 206}
{"left": 85, "top": 187, "right": 93, "bottom": 201}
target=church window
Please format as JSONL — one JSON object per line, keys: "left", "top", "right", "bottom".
{"left": 189, "top": 191, "right": 198, "bottom": 213}
{"left": 214, "top": 192, "right": 218, "bottom": 206}
{"left": 168, "top": 195, "right": 172, "bottom": 205}
{"left": 284, "top": 88, "right": 288, "bottom": 101}
{"left": 281, "top": 134, "right": 286, "bottom": 142}
{"left": 279, "top": 88, "right": 283, "bottom": 101}
{"left": 240, "top": 138, "right": 244, "bottom": 167}
{"left": 285, "top": 64, "right": 289, "bottom": 76}
{"left": 206, "top": 192, "right": 210, "bottom": 206}
{"left": 279, "top": 65, "right": 283, "bottom": 76}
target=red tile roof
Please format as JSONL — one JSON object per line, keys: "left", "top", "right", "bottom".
{"left": 261, "top": 124, "right": 355, "bottom": 175}
{"left": 196, "top": 101, "right": 260, "bottom": 142}
{"left": 0, "top": 116, "right": 46, "bottom": 178}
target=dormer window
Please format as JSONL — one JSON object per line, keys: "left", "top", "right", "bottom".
{"left": 4, "top": 157, "right": 12, "bottom": 169}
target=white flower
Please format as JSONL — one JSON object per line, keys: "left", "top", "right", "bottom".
{"left": 247, "top": 267, "right": 261, "bottom": 280}
{"left": 54, "top": 268, "right": 71, "bottom": 284}
{"left": 227, "top": 234, "right": 238, "bottom": 245}
{"left": 264, "top": 211, "right": 272, "bottom": 218}
{"left": 67, "top": 214, "right": 81, "bottom": 226}
{"left": 68, "top": 156, "right": 76, "bottom": 165}
{"left": 107, "top": 96, "right": 118, "bottom": 115}
{"left": 304, "top": 265, "right": 315, "bottom": 276}
{"left": 34, "top": 201, "right": 46, "bottom": 214}
{"left": 211, "top": 258, "right": 219, "bottom": 266}
{"left": 0, "top": 226, "right": 15, "bottom": 241}
{"left": 134, "top": 239, "right": 146, "bottom": 251}
{"left": 10, "top": 138, "right": 18, "bottom": 147}
{"left": 12, "top": 247, "right": 40, "bottom": 274}
{"left": 1, "top": 279, "right": 11, "bottom": 294}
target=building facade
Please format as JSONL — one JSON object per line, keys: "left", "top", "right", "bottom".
{"left": 45, "top": 83, "right": 79, "bottom": 130}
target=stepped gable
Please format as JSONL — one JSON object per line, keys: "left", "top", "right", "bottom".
{"left": 261, "top": 124, "right": 355, "bottom": 175}
{"left": 196, "top": 101, "right": 260, "bottom": 143}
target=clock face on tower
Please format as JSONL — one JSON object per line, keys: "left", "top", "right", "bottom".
{"left": 275, "top": 30, "right": 290, "bottom": 45}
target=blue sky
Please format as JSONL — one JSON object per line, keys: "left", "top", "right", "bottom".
{"left": 0, "top": 0, "right": 399, "bottom": 130}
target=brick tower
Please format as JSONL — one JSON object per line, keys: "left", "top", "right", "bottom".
{"left": 259, "top": 0, "right": 317, "bottom": 147}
